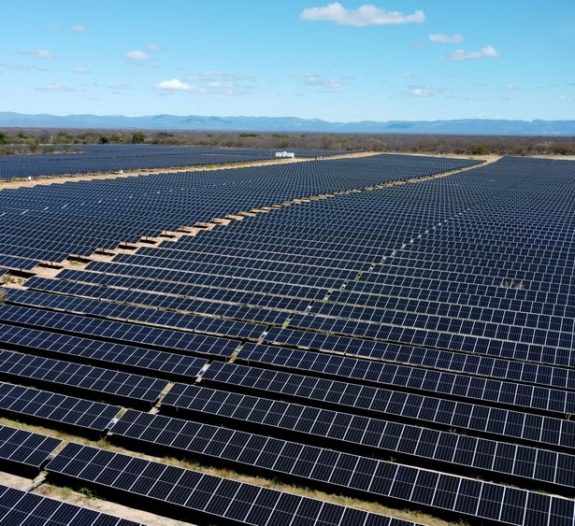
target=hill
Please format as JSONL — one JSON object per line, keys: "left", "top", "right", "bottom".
{"left": 1, "top": 112, "right": 574, "bottom": 136}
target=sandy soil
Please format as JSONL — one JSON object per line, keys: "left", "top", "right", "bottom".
{"left": 523, "top": 154, "right": 575, "bottom": 161}
{"left": 0, "top": 471, "right": 32, "bottom": 490}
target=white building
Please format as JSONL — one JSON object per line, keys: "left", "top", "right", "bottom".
{"left": 275, "top": 151, "right": 295, "bottom": 158}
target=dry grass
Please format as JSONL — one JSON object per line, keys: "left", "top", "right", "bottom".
{"left": 0, "top": 470, "right": 32, "bottom": 490}
{"left": 1, "top": 274, "right": 27, "bottom": 287}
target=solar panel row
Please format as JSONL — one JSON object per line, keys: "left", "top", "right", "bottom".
{"left": 163, "top": 381, "right": 574, "bottom": 452}
{"left": 46, "top": 442, "right": 419, "bottom": 526}
{"left": 240, "top": 341, "right": 575, "bottom": 393}
{"left": 0, "top": 348, "right": 167, "bottom": 409}
{"left": 0, "top": 144, "right": 346, "bottom": 179}
{"left": 0, "top": 301, "right": 245, "bottom": 357}
{"left": 0, "top": 425, "right": 60, "bottom": 477}
{"left": 234, "top": 345, "right": 575, "bottom": 416}
{"left": 112, "top": 405, "right": 575, "bottom": 494}
{"left": 0, "top": 382, "right": 120, "bottom": 437}
{"left": 26, "top": 276, "right": 311, "bottom": 319}
{"left": 0, "top": 323, "right": 208, "bottom": 381}
{"left": 0, "top": 485, "right": 144, "bottom": 526}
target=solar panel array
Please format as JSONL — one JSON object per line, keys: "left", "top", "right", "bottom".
{"left": 107, "top": 410, "right": 575, "bottom": 525}
{"left": 46, "top": 442, "right": 423, "bottom": 526}
{"left": 0, "top": 144, "right": 345, "bottom": 180}
{"left": 0, "top": 154, "right": 475, "bottom": 272}
{"left": 1, "top": 154, "right": 574, "bottom": 525}
{"left": 0, "top": 424, "right": 142, "bottom": 524}
{"left": 0, "top": 420, "right": 419, "bottom": 526}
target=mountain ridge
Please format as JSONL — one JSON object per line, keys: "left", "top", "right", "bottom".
{"left": 1, "top": 112, "right": 574, "bottom": 136}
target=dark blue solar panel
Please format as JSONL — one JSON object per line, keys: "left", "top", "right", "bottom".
{"left": 46, "top": 442, "right": 418, "bottom": 526}
{"left": 0, "top": 425, "right": 60, "bottom": 477}
{"left": 0, "top": 382, "right": 120, "bottom": 437}
{"left": 0, "top": 485, "right": 144, "bottom": 525}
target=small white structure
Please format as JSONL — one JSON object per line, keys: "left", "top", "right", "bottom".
{"left": 275, "top": 151, "right": 295, "bottom": 159}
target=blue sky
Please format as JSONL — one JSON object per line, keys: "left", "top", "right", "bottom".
{"left": 0, "top": 1, "right": 573, "bottom": 121}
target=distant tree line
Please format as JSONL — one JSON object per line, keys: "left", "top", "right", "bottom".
{"left": 1, "top": 128, "right": 574, "bottom": 157}
{"left": 0, "top": 129, "right": 182, "bottom": 155}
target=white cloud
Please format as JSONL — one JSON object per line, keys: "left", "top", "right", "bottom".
{"left": 429, "top": 33, "right": 463, "bottom": 44}
{"left": 480, "top": 45, "right": 499, "bottom": 57}
{"left": 446, "top": 45, "right": 500, "bottom": 61}
{"left": 191, "top": 72, "right": 254, "bottom": 95}
{"left": 406, "top": 85, "right": 449, "bottom": 98}
{"left": 0, "top": 63, "right": 34, "bottom": 72}
{"left": 303, "top": 74, "right": 346, "bottom": 89}
{"left": 504, "top": 83, "right": 520, "bottom": 91}
{"left": 409, "top": 86, "right": 438, "bottom": 97}
{"left": 22, "top": 49, "right": 54, "bottom": 60}
{"left": 148, "top": 44, "right": 161, "bottom": 51}
{"left": 108, "top": 83, "right": 134, "bottom": 91}
{"left": 156, "top": 72, "right": 254, "bottom": 96}
{"left": 72, "top": 67, "right": 91, "bottom": 74}
{"left": 126, "top": 50, "right": 151, "bottom": 62}
{"left": 35, "top": 84, "right": 74, "bottom": 92}
{"left": 157, "top": 78, "right": 193, "bottom": 92}
{"left": 411, "top": 87, "right": 432, "bottom": 97}
{"left": 300, "top": 2, "right": 425, "bottom": 27}
{"left": 71, "top": 24, "right": 86, "bottom": 33}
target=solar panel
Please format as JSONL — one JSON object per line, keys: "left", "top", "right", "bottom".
{"left": 0, "top": 382, "right": 120, "bottom": 437}
{"left": 0, "top": 424, "right": 60, "bottom": 477}
{"left": 237, "top": 343, "right": 574, "bottom": 416}
{"left": 0, "top": 144, "right": 348, "bottom": 179}
{"left": 197, "top": 361, "right": 575, "bottom": 449}
{"left": 112, "top": 408, "right": 575, "bottom": 495}
{"left": 1, "top": 155, "right": 574, "bottom": 524}
{"left": 262, "top": 329, "right": 575, "bottom": 391}
{"left": 0, "top": 348, "right": 168, "bottom": 409}
{"left": 46, "top": 442, "right": 421, "bottom": 526}
{"left": 0, "top": 322, "right": 208, "bottom": 382}
{"left": 0, "top": 485, "right": 144, "bottom": 526}
{"left": 0, "top": 301, "right": 243, "bottom": 358}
